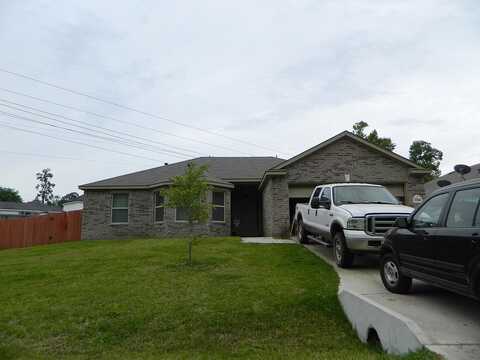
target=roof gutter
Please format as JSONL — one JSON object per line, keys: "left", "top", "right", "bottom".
{"left": 258, "top": 170, "right": 287, "bottom": 190}
{"left": 79, "top": 179, "right": 235, "bottom": 191}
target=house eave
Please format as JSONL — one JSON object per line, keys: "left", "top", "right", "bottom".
{"left": 80, "top": 179, "right": 234, "bottom": 191}
{"left": 258, "top": 170, "right": 287, "bottom": 190}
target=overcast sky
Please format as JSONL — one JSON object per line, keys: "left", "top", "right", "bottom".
{"left": 1, "top": 0, "right": 479, "bottom": 201}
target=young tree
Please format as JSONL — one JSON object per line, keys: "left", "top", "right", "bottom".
{"left": 352, "top": 121, "right": 396, "bottom": 151}
{"left": 0, "top": 187, "right": 22, "bottom": 202}
{"left": 35, "top": 168, "right": 56, "bottom": 205}
{"left": 161, "top": 163, "right": 211, "bottom": 265}
{"left": 409, "top": 140, "right": 443, "bottom": 181}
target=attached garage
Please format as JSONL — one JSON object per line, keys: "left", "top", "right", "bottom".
{"left": 261, "top": 131, "right": 428, "bottom": 238}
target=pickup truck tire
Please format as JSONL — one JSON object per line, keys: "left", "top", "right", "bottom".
{"left": 297, "top": 219, "right": 308, "bottom": 244}
{"left": 333, "top": 232, "right": 354, "bottom": 268}
{"left": 380, "top": 253, "right": 412, "bottom": 294}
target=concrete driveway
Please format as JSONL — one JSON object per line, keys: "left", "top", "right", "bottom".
{"left": 305, "top": 244, "right": 480, "bottom": 360}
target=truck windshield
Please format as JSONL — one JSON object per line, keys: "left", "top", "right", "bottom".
{"left": 333, "top": 186, "right": 399, "bottom": 205}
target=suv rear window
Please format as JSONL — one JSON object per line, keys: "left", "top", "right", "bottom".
{"left": 446, "top": 188, "right": 480, "bottom": 228}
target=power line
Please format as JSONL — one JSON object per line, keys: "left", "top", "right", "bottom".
{"left": 0, "top": 110, "right": 192, "bottom": 159}
{"left": 0, "top": 100, "right": 201, "bottom": 158}
{"left": 0, "top": 118, "right": 163, "bottom": 163}
{"left": 0, "top": 98, "right": 204, "bottom": 157}
{"left": 0, "top": 87, "right": 254, "bottom": 156}
{"left": 0, "top": 149, "right": 150, "bottom": 167}
{"left": 0, "top": 68, "right": 288, "bottom": 155}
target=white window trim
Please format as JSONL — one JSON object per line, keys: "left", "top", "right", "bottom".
{"left": 111, "top": 193, "right": 129, "bottom": 225}
{"left": 211, "top": 191, "right": 226, "bottom": 223}
{"left": 153, "top": 192, "right": 165, "bottom": 224}
{"left": 175, "top": 207, "right": 189, "bottom": 223}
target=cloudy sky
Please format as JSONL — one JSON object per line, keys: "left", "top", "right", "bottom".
{"left": 0, "top": 0, "right": 479, "bottom": 201}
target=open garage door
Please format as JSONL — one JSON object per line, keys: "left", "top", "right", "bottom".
{"left": 288, "top": 185, "right": 315, "bottom": 224}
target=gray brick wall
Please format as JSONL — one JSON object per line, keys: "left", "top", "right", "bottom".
{"left": 262, "top": 176, "right": 289, "bottom": 238}
{"left": 82, "top": 188, "right": 231, "bottom": 240}
{"left": 262, "top": 137, "right": 425, "bottom": 236}
{"left": 406, "top": 173, "right": 426, "bottom": 207}
{"left": 261, "top": 179, "right": 273, "bottom": 237}
{"left": 286, "top": 138, "right": 409, "bottom": 184}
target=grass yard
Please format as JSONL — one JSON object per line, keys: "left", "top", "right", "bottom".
{"left": 0, "top": 237, "right": 436, "bottom": 359}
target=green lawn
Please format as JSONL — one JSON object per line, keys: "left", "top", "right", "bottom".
{"left": 0, "top": 237, "right": 436, "bottom": 359}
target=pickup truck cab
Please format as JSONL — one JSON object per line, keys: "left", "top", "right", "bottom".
{"left": 293, "top": 183, "right": 414, "bottom": 268}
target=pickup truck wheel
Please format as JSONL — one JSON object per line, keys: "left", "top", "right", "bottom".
{"left": 380, "top": 253, "right": 412, "bottom": 294}
{"left": 297, "top": 220, "right": 308, "bottom": 244}
{"left": 333, "top": 232, "right": 354, "bottom": 268}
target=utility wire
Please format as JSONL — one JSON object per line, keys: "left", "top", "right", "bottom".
{"left": 0, "top": 87, "right": 254, "bottom": 156}
{"left": 0, "top": 99, "right": 202, "bottom": 157}
{"left": 0, "top": 149, "right": 151, "bottom": 167}
{"left": 0, "top": 118, "right": 162, "bottom": 163}
{"left": 0, "top": 68, "right": 287, "bottom": 155}
{"left": 0, "top": 98, "right": 203, "bottom": 156}
{"left": 0, "top": 110, "right": 192, "bottom": 159}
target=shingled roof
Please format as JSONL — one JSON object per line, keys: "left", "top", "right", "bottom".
{"left": 0, "top": 201, "right": 62, "bottom": 212}
{"left": 79, "top": 157, "right": 285, "bottom": 190}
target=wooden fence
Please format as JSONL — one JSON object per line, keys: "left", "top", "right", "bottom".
{"left": 0, "top": 211, "right": 82, "bottom": 250}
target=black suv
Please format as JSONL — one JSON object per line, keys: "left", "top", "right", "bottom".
{"left": 380, "top": 179, "right": 480, "bottom": 299}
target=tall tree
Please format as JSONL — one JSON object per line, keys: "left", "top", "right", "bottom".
{"left": 352, "top": 121, "right": 396, "bottom": 151}
{"left": 161, "top": 163, "right": 211, "bottom": 265}
{"left": 0, "top": 187, "right": 22, "bottom": 202}
{"left": 409, "top": 140, "right": 443, "bottom": 181}
{"left": 35, "top": 168, "right": 56, "bottom": 205}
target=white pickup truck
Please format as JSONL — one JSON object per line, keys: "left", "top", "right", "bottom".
{"left": 293, "top": 183, "right": 414, "bottom": 268}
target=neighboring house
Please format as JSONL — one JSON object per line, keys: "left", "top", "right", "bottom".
{"left": 62, "top": 195, "right": 84, "bottom": 212}
{"left": 425, "top": 163, "right": 480, "bottom": 195}
{"left": 79, "top": 131, "right": 429, "bottom": 240}
{"left": 0, "top": 201, "right": 62, "bottom": 219}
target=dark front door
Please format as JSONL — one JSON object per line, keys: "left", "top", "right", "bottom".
{"left": 231, "top": 184, "right": 261, "bottom": 237}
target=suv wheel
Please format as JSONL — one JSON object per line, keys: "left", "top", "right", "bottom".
{"left": 333, "top": 232, "right": 354, "bottom": 268}
{"left": 380, "top": 253, "right": 412, "bottom": 294}
{"left": 297, "top": 219, "right": 308, "bottom": 244}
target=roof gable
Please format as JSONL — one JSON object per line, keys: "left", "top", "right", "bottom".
{"left": 270, "top": 131, "right": 424, "bottom": 171}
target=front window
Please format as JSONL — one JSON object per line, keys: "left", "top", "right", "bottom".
{"left": 333, "top": 186, "right": 398, "bottom": 205}
{"left": 212, "top": 191, "right": 225, "bottom": 222}
{"left": 412, "top": 193, "right": 449, "bottom": 228}
{"left": 154, "top": 192, "right": 165, "bottom": 223}
{"left": 112, "top": 193, "right": 129, "bottom": 224}
{"left": 176, "top": 207, "right": 189, "bottom": 222}
{"left": 446, "top": 188, "right": 480, "bottom": 228}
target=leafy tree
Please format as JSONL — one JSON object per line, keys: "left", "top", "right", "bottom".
{"left": 161, "top": 163, "right": 211, "bottom": 265}
{"left": 352, "top": 121, "right": 396, "bottom": 151}
{"left": 409, "top": 140, "right": 443, "bottom": 181}
{"left": 35, "top": 168, "right": 56, "bottom": 205}
{"left": 58, "top": 192, "right": 80, "bottom": 206}
{"left": 0, "top": 187, "right": 22, "bottom": 202}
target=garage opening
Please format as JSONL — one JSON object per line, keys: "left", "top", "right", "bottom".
{"left": 289, "top": 198, "right": 309, "bottom": 224}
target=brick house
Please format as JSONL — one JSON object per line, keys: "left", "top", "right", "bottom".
{"left": 79, "top": 131, "right": 428, "bottom": 239}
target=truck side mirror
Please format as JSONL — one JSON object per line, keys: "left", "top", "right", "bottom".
{"left": 319, "top": 199, "right": 331, "bottom": 210}
{"left": 395, "top": 217, "right": 410, "bottom": 228}
{"left": 311, "top": 197, "right": 320, "bottom": 209}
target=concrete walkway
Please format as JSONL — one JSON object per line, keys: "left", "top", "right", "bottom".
{"left": 241, "top": 237, "right": 297, "bottom": 244}
{"left": 306, "top": 244, "right": 480, "bottom": 360}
